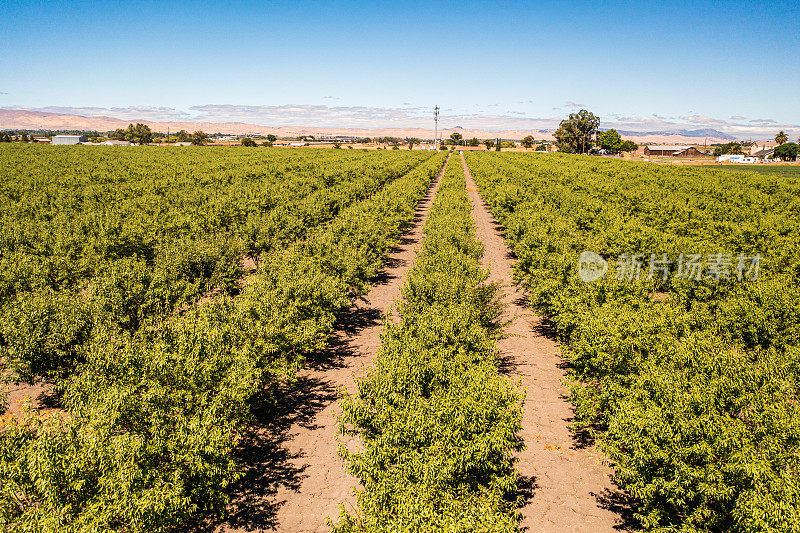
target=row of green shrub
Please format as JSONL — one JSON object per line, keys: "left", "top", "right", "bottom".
{"left": 466, "top": 151, "right": 800, "bottom": 531}
{"left": 0, "top": 145, "right": 432, "bottom": 385}
{"left": 0, "top": 152, "right": 447, "bottom": 532}
{"left": 333, "top": 155, "right": 524, "bottom": 531}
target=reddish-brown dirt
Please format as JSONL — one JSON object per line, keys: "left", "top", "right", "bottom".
{"left": 2, "top": 381, "right": 59, "bottom": 422}
{"left": 208, "top": 155, "right": 448, "bottom": 533}
{"left": 461, "top": 153, "right": 627, "bottom": 532}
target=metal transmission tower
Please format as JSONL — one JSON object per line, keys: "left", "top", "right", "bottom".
{"left": 433, "top": 106, "right": 440, "bottom": 149}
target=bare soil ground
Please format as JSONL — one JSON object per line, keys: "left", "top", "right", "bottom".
{"left": 1, "top": 380, "right": 59, "bottom": 423}
{"left": 206, "top": 155, "right": 448, "bottom": 533}
{"left": 461, "top": 153, "right": 630, "bottom": 532}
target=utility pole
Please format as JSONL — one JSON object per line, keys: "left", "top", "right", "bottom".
{"left": 433, "top": 106, "right": 439, "bottom": 149}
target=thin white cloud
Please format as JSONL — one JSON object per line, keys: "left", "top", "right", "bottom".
{"left": 565, "top": 101, "right": 585, "bottom": 108}
{"left": 730, "top": 115, "right": 746, "bottom": 120}
{"left": 12, "top": 105, "right": 192, "bottom": 121}
{"left": 680, "top": 114, "right": 735, "bottom": 126}
{"left": 611, "top": 113, "right": 798, "bottom": 138}
{"left": 189, "top": 104, "right": 432, "bottom": 127}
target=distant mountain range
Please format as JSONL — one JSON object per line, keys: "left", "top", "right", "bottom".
{"left": 614, "top": 128, "right": 736, "bottom": 141}
{"left": 0, "top": 109, "right": 742, "bottom": 144}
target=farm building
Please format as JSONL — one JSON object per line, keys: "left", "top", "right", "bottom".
{"left": 52, "top": 135, "right": 88, "bottom": 145}
{"left": 752, "top": 148, "right": 774, "bottom": 159}
{"left": 644, "top": 145, "right": 705, "bottom": 157}
{"left": 749, "top": 141, "right": 777, "bottom": 155}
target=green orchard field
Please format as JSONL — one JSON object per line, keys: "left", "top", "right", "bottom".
{"left": 334, "top": 154, "right": 523, "bottom": 532}
{"left": 3, "top": 144, "right": 800, "bottom": 532}
{"left": 0, "top": 144, "right": 444, "bottom": 531}
{"left": 466, "top": 151, "right": 800, "bottom": 531}
{"left": 711, "top": 164, "right": 800, "bottom": 179}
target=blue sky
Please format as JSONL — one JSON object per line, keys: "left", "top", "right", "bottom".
{"left": 1, "top": 0, "right": 799, "bottom": 136}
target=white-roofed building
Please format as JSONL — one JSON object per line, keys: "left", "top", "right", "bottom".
{"left": 52, "top": 135, "right": 88, "bottom": 145}
{"left": 749, "top": 141, "right": 777, "bottom": 155}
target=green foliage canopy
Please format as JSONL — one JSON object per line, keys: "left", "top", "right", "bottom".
{"left": 553, "top": 109, "right": 599, "bottom": 154}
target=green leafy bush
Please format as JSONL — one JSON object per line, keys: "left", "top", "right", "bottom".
{"left": 333, "top": 155, "right": 523, "bottom": 531}
{"left": 465, "top": 151, "right": 800, "bottom": 531}
{"left": 0, "top": 147, "right": 446, "bottom": 531}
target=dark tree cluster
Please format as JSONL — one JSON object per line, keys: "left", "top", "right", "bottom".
{"left": 110, "top": 123, "right": 153, "bottom": 145}
{"left": 713, "top": 142, "right": 743, "bottom": 157}
{"left": 774, "top": 142, "right": 798, "bottom": 161}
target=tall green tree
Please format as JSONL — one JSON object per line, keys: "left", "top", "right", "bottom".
{"left": 553, "top": 109, "right": 599, "bottom": 154}
{"left": 774, "top": 142, "right": 798, "bottom": 161}
{"left": 266, "top": 134, "right": 277, "bottom": 142}
{"left": 521, "top": 135, "right": 535, "bottom": 148}
{"left": 598, "top": 129, "right": 623, "bottom": 152}
{"left": 483, "top": 139, "right": 495, "bottom": 149}
{"left": 449, "top": 132, "right": 463, "bottom": 145}
{"left": 122, "top": 123, "right": 153, "bottom": 144}
{"left": 137, "top": 124, "right": 153, "bottom": 144}
{"left": 775, "top": 131, "right": 788, "bottom": 145}
{"left": 191, "top": 131, "right": 208, "bottom": 146}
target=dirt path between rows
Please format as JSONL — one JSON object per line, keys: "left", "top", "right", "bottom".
{"left": 211, "top": 155, "right": 448, "bottom": 533}
{"left": 461, "top": 153, "right": 626, "bottom": 532}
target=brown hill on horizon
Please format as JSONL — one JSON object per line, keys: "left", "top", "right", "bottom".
{"left": 0, "top": 108, "right": 738, "bottom": 145}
